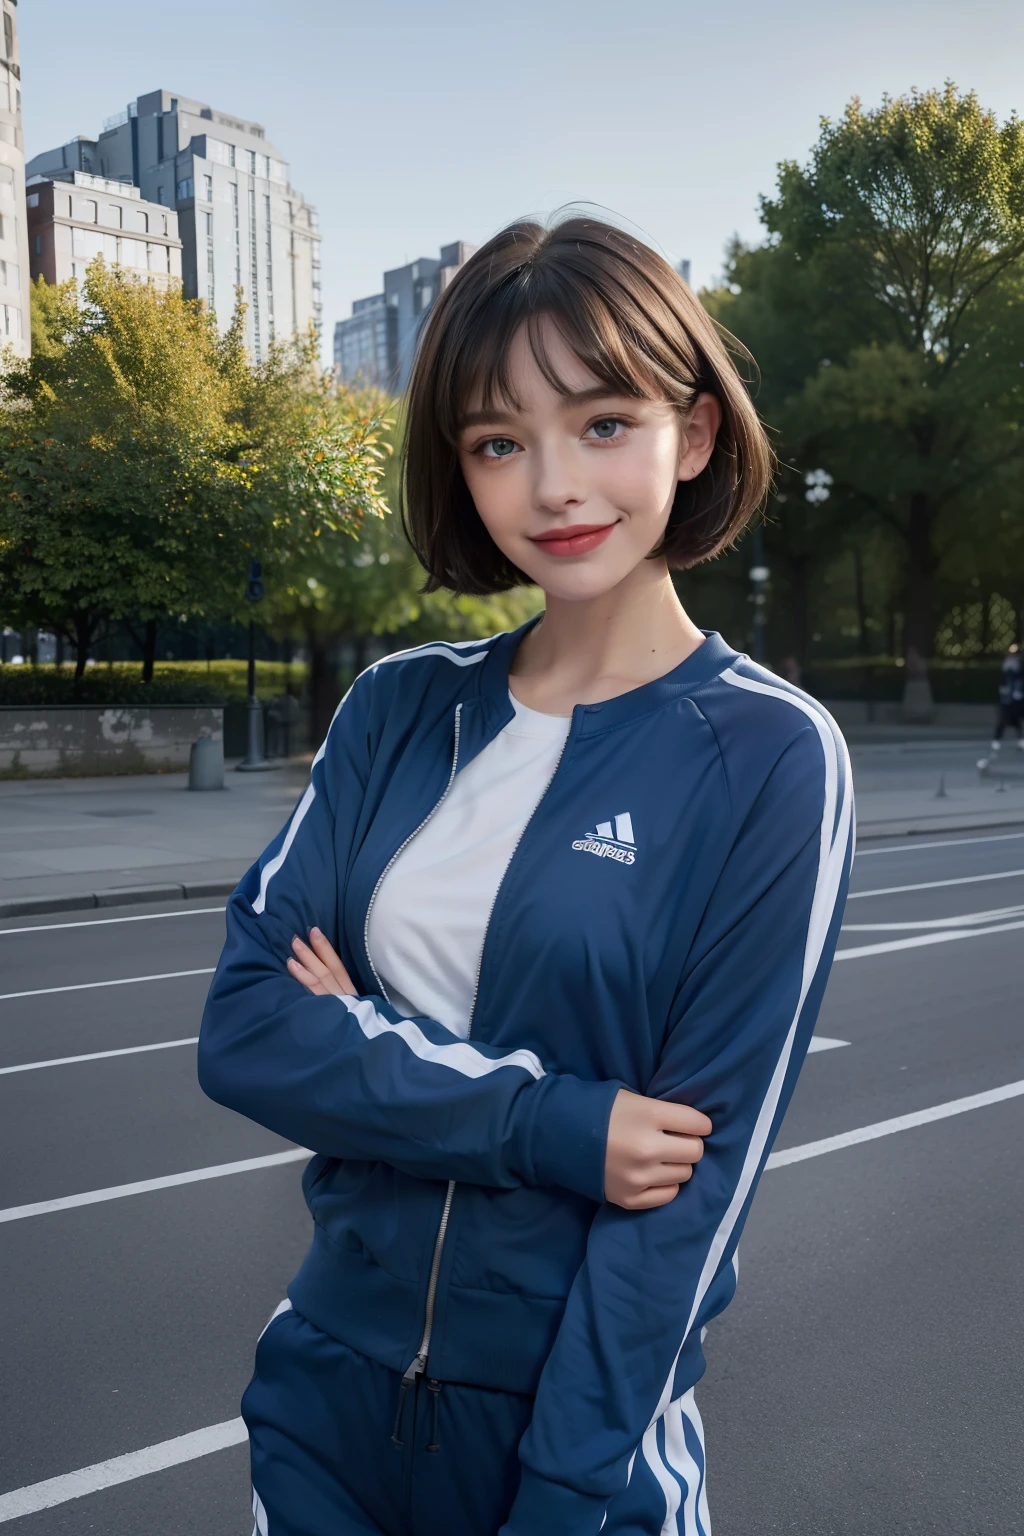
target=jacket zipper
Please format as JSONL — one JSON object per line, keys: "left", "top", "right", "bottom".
{"left": 392, "top": 706, "right": 578, "bottom": 1407}
{"left": 364, "top": 704, "right": 465, "bottom": 1430}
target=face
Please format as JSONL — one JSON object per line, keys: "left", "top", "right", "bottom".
{"left": 457, "top": 319, "right": 721, "bottom": 602}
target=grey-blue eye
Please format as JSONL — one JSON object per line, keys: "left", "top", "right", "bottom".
{"left": 485, "top": 437, "right": 517, "bottom": 457}
{"left": 590, "top": 419, "right": 622, "bottom": 439}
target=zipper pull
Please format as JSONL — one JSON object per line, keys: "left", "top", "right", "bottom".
{"left": 391, "top": 1353, "right": 426, "bottom": 1446}
{"left": 425, "top": 1378, "right": 442, "bottom": 1453}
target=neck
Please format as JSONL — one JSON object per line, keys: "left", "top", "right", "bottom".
{"left": 510, "top": 558, "right": 706, "bottom": 711}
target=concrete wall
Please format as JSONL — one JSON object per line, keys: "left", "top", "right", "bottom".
{"left": 0, "top": 707, "right": 223, "bottom": 777}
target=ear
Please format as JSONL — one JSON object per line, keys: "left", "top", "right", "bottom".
{"left": 677, "top": 393, "right": 722, "bottom": 482}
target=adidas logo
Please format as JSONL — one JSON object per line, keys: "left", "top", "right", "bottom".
{"left": 572, "top": 812, "right": 637, "bottom": 865}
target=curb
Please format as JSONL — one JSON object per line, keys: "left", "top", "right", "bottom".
{"left": 857, "top": 815, "right": 1024, "bottom": 842}
{"left": 0, "top": 879, "right": 238, "bottom": 921}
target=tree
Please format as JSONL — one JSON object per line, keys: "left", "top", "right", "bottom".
{"left": 0, "top": 266, "right": 392, "bottom": 679}
{"left": 751, "top": 85, "right": 1024, "bottom": 664}
{"left": 0, "top": 268, "right": 257, "bottom": 675}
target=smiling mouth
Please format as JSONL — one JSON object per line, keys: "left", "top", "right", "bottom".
{"left": 528, "top": 523, "right": 617, "bottom": 557}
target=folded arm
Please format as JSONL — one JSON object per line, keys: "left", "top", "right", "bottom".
{"left": 198, "top": 680, "right": 618, "bottom": 1201}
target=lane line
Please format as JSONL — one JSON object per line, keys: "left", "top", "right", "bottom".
{"left": 0, "top": 907, "right": 225, "bottom": 937}
{"left": 848, "top": 867, "right": 1024, "bottom": 899}
{"left": 0, "top": 968, "right": 215, "bottom": 1002}
{"left": 806, "top": 1036, "right": 849, "bottom": 1053}
{"left": 836, "top": 917, "right": 1024, "bottom": 960}
{"left": 0, "top": 1418, "right": 247, "bottom": 1522}
{"left": 843, "top": 903, "right": 1024, "bottom": 932}
{"left": 856, "top": 830, "right": 1024, "bottom": 857}
{"left": 767, "top": 1079, "right": 1024, "bottom": 1168}
{"left": 2, "top": 1076, "right": 1021, "bottom": 1515}
{"left": 0, "top": 1148, "right": 311, "bottom": 1224}
{"left": 0, "top": 1039, "right": 198, "bottom": 1077}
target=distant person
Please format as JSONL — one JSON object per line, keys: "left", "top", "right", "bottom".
{"left": 977, "top": 643, "right": 1024, "bottom": 770}
{"left": 199, "top": 217, "right": 853, "bottom": 1536}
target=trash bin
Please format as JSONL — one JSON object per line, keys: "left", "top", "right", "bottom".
{"left": 188, "top": 734, "right": 225, "bottom": 791}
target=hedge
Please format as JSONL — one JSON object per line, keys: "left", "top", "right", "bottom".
{"left": 0, "top": 660, "right": 305, "bottom": 707}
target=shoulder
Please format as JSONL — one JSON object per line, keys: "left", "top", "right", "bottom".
{"left": 692, "top": 657, "right": 852, "bottom": 845}
{"left": 334, "top": 633, "right": 502, "bottom": 732}
{"left": 695, "top": 656, "right": 847, "bottom": 771}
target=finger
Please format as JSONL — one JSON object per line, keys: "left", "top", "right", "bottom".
{"left": 308, "top": 927, "right": 344, "bottom": 970}
{"left": 657, "top": 1135, "right": 705, "bottom": 1167}
{"left": 291, "top": 935, "right": 332, "bottom": 980}
{"left": 622, "top": 1184, "right": 680, "bottom": 1210}
{"left": 308, "top": 929, "right": 356, "bottom": 993}
{"left": 659, "top": 1102, "right": 713, "bottom": 1137}
{"left": 287, "top": 956, "right": 329, "bottom": 994}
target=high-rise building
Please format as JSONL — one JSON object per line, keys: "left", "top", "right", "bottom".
{"left": 26, "top": 172, "right": 182, "bottom": 290}
{"left": 26, "top": 90, "right": 321, "bottom": 360}
{"left": 335, "top": 241, "right": 476, "bottom": 393}
{"left": 333, "top": 294, "right": 394, "bottom": 391}
{"left": 1, "top": 0, "right": 30, "bottom": 359}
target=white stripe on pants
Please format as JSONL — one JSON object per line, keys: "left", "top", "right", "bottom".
{"left": 251, "top": 1485, "right": 269, "bottom": 1535}
{"left": 641, "top": 1388, "right": 710, "bottom": 1535}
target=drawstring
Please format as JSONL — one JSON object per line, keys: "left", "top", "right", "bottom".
{"left": 391, "top": 1361, "right": 442, "bottom": 1451}
{"left": 425, "top": 1379, "right": 442, "bottom": 1453}
{"left": 391, "top": 1376, "right": 412, "bottom": 1447}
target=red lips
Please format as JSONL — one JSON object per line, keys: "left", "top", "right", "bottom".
{"left": 528, "top": 523, "right": 617, "bottom": 557}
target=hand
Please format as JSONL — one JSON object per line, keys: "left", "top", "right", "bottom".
{"left": 604, "top": 1089, "right": 712, "bottom": 1211}
{"left": 287, "top": 927, "right": 356, "bottom": 997}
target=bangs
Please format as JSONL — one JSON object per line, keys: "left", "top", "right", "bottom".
{"left": 438, "top": 260, "right": 700, "bottom": 444}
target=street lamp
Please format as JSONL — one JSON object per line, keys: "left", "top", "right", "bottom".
{"left": 804, "top": 468, "right": 833, "bottom": 505}
{"left": 749, "top": 524, "right": 769, "bottom": 663}
{"left": 236, "top": 558, "right": 277, "bottom": 773}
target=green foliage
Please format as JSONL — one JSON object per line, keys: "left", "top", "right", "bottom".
{"left": 704, "top": 84, "right": 1024, "bottom": 663}
{"left": 0, "top": 659, "right": 304, "bottom": 706}
{"left": 0, "top": 265, "right": 391, "bottom": 677}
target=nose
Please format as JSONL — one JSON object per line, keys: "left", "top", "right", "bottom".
{"left": 532, "top": 439, "right": 584, "bottom": 515}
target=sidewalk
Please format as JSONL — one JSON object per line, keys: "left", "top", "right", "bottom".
{"left": 0, "top": 761, "right": 310, "bottom": 917}
{"left": 1, "top": 740, "right": 1023, "bottom": 919}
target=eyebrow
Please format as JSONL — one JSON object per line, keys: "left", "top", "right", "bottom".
{"left": 459, "top": 386, "right": 630, "bottom": 430}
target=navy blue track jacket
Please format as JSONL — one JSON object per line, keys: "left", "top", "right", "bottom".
{"left": 199, "top": 622, "right": 854, "bottom": 1536}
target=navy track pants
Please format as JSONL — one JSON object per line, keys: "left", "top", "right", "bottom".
{"left": 242, "top": 1303, "right": 711, "bottom": 1536}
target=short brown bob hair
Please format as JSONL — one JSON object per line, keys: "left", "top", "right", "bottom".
{"left": 403, "top": 216, "right": 773, "bottom": 595}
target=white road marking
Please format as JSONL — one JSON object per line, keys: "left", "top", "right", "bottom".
{"left": 0, "top": 1038, "right": 198, "bottom": 1077}
{"left": 0, "top": 968, "right": 215, "bottom": 1002}
{"left": 806, "top": 1036, "right": 849, "bottom": 1053}
{"left": 848, "top": 867, "right": 1024, "bottom": 899}
{"left": 0, "top": 1148, "right": 311, "bottom": 1224}
{"left": 0, "top": 907, "right": 225, "bottom": 937}
{"left": 856, "top": 830, "right": 1024, "bottom": 857}
{"left": 3, "top": 1076, "right": 1020, "bottom": 1515}
{"left": 836, "top": 917, "right": 1024, "bottom": 960}
{"left": 767, "top": 1079, "right": 1024, "bottom": 1169}
{"left": 843, "top": 903, "right": 1024, "bottom": 932}
{"left": 0, "top": 1417, "right": 248, "bottom": 1522}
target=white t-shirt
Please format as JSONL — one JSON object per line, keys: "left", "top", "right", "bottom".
{"left": 366, "top": 691, "right": 572, "bottom": 1038}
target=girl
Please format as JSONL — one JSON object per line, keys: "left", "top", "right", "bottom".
{"left": 199, "top": 216, "right": 853, "bottom": 1536}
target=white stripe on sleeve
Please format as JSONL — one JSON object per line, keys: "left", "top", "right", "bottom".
{"left": 340, "top": 993, "right": 545, "bottom": 1081}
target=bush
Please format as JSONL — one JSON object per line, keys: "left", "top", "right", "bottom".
{"left": 0, "top": 660, "right": 305, "bottom": 706}
{"left": 802, "top": 660, "right": 1004, "bottom": 704}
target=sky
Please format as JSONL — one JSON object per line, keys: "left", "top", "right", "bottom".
{"left": 18, "top": 0, "right": 1024, "bottom": 360}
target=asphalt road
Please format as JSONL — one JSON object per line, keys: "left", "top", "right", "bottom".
{"left": 0, "top": 831, "right": 1022, "bottom": 1534}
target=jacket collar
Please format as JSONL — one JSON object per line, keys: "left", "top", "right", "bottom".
{"left": 473, "top": 618, "right": 741, "bottom": 738}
